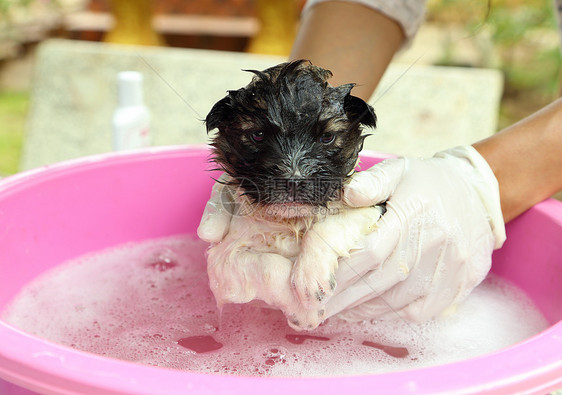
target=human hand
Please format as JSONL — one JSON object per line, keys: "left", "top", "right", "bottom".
{"left": 325, "top": 146, "right": 506, "bottom": 322}
{"left": 197, "top": 174, "right": 234, "bottom": 243}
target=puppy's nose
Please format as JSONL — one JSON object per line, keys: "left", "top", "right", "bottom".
{"left": 286, "top": 179, "right": 301, "bottom": 202}
{"left": 270, "top": 177, "right": 309, "bottom": 203}
{"left": 267, "top": 176, "right": 342, "bottom": 205}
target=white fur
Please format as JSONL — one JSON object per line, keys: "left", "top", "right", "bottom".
{"left": 206, "top": 196, "right": 382, "bottom": 331}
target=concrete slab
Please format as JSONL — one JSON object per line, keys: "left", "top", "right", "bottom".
{"left": 368, "top": 62, "right": 503, "bottom": 157}
{"left": 21, "top": 39, "right": 503, "bottom": 170}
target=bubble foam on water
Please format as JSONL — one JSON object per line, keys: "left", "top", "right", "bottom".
{"left": 1, "top": 235, "right": 550, "bottom": 377}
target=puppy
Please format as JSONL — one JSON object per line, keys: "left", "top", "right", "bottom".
{"left": 203, "top": 60, "right": 382, "bottom": 330}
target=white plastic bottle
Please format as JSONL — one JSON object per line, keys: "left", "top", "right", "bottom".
{"left": 112, "top": 71, "right": 151, "bottom": 151}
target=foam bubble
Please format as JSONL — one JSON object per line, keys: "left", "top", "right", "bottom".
{"left": 1, "top": 235, "right": 550, "bottom": 376}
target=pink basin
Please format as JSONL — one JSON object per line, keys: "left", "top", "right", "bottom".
{"left": 0, "top": 146, "right": 561, "bottom": 394}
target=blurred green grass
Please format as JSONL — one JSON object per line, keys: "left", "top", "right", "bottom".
{"left": 0, "top": 90, "right": 27, "bottom": 175}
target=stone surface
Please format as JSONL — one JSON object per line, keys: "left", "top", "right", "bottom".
{"left": 21, "top": 39, "right": 503, "bottom": 170}
{"left": 368, "top": 62, "right": 502, "bottom": 157}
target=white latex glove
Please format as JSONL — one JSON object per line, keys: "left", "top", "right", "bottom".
{"left": 197, "top": 174, "right": 234, "bottom": 243}
{"left": 326, "top": 146, "right": 506, "bottom": 322}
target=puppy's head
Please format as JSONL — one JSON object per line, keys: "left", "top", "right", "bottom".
{"left": 206, "top": 59, "right": 376, "bottom": 218}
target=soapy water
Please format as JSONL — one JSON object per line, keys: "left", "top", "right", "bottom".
{"left": 1, "top": 235, "right": 549, "bottom": 377}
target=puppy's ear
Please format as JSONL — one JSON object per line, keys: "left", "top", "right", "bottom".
{"left": 324, "top": 84, "right": 377, "bottom": 129}
{"left": 344, "top": 94, "right": 377, "bottom": 129}
{"left": 205, "top": 93, "right": 234, "bottom": 134}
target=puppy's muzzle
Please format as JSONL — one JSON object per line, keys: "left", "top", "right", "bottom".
{"left": 264, "top": 176, "right": 343, "bottom": 206}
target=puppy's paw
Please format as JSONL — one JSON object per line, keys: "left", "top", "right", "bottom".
{"left": 291, "top": 255, "right": 338, "bottom": 310}
{"left": 285, "top": 306, "right": 327, "bottom": 331}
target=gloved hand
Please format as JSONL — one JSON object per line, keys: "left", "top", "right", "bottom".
{"left": 325, "top": 145, "right": 506, "bottom": 322}
{"left": 197, "top": 146, "right": 506, "bottom": 325}
{"left": 197, "top": 174, "right": 234, "bottom": 243}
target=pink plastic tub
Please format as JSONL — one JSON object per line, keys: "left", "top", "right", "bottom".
{"left": 0, "top": 146, "right": 561, "bottom": 395}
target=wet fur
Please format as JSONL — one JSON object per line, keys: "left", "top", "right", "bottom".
{"left": 204, "top": 60, "right": 380, "bottom": 330}
{"left": 206, "top": 59, "right": 376, "bottom": 206}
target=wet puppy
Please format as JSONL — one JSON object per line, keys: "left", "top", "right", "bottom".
{"left": 203, "top": 60, "right": 381, "bottom": 330}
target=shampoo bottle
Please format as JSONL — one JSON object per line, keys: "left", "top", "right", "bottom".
{"left": 112, "top": 71, "right": 151, "bottom": 151}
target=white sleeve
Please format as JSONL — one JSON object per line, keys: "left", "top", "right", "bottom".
{"left": 302, "top": 0, "right": 427, "bottom": 48}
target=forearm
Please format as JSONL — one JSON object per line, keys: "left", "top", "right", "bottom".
{"left": 473, "top": 98, "right": 562, "bottom": 222}
{"left": 290, "top": 1, "right": 405, "bottom": 100}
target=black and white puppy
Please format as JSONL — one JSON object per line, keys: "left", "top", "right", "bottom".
{"left": 204, "top": 60, "right": 382, "bottom": 330}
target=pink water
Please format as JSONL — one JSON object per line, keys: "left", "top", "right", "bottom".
{"left": 1, "top": 235, "right": 549, "bottom": 377}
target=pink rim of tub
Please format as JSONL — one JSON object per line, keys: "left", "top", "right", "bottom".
{"left": 0, "top": 145, "right": 560, "bottom": 395}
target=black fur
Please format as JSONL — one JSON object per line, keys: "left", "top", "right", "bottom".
{"left": 205, "top": 59, "right": 376, "bottom": 208}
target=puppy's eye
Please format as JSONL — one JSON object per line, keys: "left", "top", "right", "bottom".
{"left": 251, "top": 131, "right": 264, "bottom": 142}
{"left": 319, "top": 133, "right": 335, "bottom": 144}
